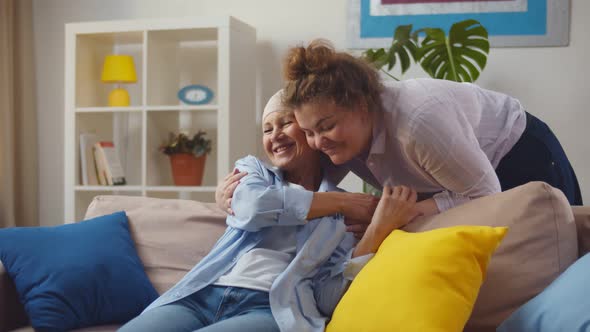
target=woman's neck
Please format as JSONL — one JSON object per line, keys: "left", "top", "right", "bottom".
{"left": 285, "top": 162, "right": 322, "bottom": 191}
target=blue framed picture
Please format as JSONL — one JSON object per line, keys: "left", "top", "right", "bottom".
{"left": 348, "top": 0, "right": 571, "bottom": 48}
{"left": 177, "top": 85, "right": 214, "bottom": 105}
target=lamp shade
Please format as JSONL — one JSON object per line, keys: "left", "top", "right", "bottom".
{"left": 101, "top": 55, "right": 137, "bottom": 83}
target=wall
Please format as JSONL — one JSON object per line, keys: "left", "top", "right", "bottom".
{"left": 33, "top": 0, "right": 590, "bottom": 225}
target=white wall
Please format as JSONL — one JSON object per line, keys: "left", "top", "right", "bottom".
{"left": 33, "top": 0, "right": 590, "bottom": 225}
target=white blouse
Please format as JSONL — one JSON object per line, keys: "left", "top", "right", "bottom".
{"left": 340, "top": 78, "right": 526, "bottom": 212}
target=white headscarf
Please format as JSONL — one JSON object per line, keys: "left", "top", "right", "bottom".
{"left": 262, "top": 89, "right": 289, "bottom": 121}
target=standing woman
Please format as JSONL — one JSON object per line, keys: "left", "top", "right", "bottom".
{"left": 281, "top": 39, "right": 582, "bottom": 217}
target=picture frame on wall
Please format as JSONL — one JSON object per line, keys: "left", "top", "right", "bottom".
{"left": 347, "top": 0, "right": 571, "bottom": 49}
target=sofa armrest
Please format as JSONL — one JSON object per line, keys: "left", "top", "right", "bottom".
{"left": 0, "top": 263, "right": 29, "bottom": 331}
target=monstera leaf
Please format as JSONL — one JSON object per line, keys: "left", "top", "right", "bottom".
{"left": 415, "top": 19, "right": 489, "bottom": 82}
{"left": 363, "top": 24, "right": 418, "bottom": 80}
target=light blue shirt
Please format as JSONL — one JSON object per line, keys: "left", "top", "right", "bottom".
{"left": 142, "top": 155, "right": 365, "bottom": 332}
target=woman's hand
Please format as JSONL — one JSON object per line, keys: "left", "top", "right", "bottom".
{"left": 339, "top": 193, "right": 379, "bottom": 239}
{"left": 371, "top": 185, "right": 421, "bottom": 235}
{"left": 345, "top": 219, "right": 370, "bottom": 239}
{"left": 353, "top": 185, "right": 422, "bottom": 256}
{"left": 215, "top": 169, "right": 248, "bottom": 214}
{"left": 309, "top": 192, "right": 378, "bottom": 239}
{"left": 339, "top": 192, "right": 379, "bottom": 224}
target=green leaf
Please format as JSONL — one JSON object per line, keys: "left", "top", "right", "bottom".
{"left": 416, "top": 19, "right": 489, "bottom": 82}
{"left": 364, "top": 48, "right": 388, "bottom": 69}
{"left": 364, "top": 24, "right": 418, "bottom": 75}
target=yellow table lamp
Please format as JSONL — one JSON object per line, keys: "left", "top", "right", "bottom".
{"left": 101, "top": 55, "right": 137, "bottom": 106}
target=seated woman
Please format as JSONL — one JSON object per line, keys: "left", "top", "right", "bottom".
{"left": 118, "top": 91, "right": 420, "bottom": 332}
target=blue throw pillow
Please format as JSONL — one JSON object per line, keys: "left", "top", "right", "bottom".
{"left": 498, "top": 252, "right": 590, "bottom": 332}
{"left": 0, "top": 211, "right": 158, "bottom": 331}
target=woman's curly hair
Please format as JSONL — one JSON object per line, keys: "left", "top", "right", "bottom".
{"left": 283, "top": 39, "right": 383, "bottom": 113}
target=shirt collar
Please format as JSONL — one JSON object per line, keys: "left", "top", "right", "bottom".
{"left": 366, "top": 83, "right": 399, "bottom": 157}
{"left": 369, "top": 111, "right": 387, "bottom": 156}
{"left": 318, "top": 175, "right": 338, "bottom": 192}
{"left": 270, "top": 158, "right": 337, "bottom": 192}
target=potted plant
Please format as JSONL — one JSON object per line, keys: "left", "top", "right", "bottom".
{"left": 160, "top": 131, "right": 212, "bottom": 186}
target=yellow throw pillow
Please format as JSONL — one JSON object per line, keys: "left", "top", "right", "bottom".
{"left": 327, "top": 226, "right": 507, "bottom": 332}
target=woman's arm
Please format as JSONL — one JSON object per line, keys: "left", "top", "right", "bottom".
{"left": 308, "top": 192, "right": 378, "bottom": 221}
{"left": 414, "top": 198, "right": 440, "bottom": 217}
{"left": 410, "top": 105, "right": 501, "bottom": 212}
{"left": 312, "top": 186, "right": 420, "bottom": 316}
{"left": 217, "top": 167, "right": 378, "bottom": 230}
{"left": 215, "top": 168, "right": 248, "bottom": 215}
{"left": 353, "top": 186, "right": 421, "bottom": 257}
{"left": 225, "top": 156, "right": 314, "bottom": 232}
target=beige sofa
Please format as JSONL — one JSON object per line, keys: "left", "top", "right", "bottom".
{"left": 1, "top": 182, "right": 589, "bottom": 332}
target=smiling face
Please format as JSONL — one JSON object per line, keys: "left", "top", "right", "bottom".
{"left": 262, "top": 110, "right": 319, "bottom": 173}
{"left": 294, "top": 100, "right": 373, "bottom": 165}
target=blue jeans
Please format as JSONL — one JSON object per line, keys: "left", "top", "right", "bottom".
{"left": 118, "top": 285, "right": 279, "bottom": 332}
{"left": 496, "top": 112, "right": 583, "bottom": 205}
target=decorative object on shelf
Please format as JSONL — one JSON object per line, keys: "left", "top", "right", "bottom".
{"left": 160, "top": 131, "right": 212, "bottom": 186}
{"left": 177, "top": 84, "right": 214, "bottom": 105}
{"left": 65, "top": 17, "right": 257, "bottom": 222}
{"left": 93, "top": 141, "right": 126, "bottom": 186}
{"left": 363, "top": 19, "right": 489, "bottom": 83}
{"left": 101, "top": 55, "right": 137, "bottom": 106}
{"left": 79, "top": 133, "right": 100, "bottom": 186}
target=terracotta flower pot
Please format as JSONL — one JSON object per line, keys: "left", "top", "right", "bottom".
{"left": 169, "top": 153, "right": 206, "bottom": 186}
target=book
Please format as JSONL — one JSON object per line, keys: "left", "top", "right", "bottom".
{"left": 79, "top": 133, "right": 100, "bottom": 186}
{"left": 93, "top": 144, "right": 108, "bottom": 185}
{"left": 93, "top": 141, "right": 126, "bottom": 186}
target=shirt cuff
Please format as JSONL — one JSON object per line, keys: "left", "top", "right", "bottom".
{"left": 343, "top": 253, "right": 374, "bottom": 280}
{"left": 433, "top": 191, "right": 472, "bottom": 212}
{"left": 280, "top": 186, "right": 314, "bottom": 225}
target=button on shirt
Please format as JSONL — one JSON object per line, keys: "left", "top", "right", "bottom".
{"left": 332, "top": 79, "right": 526, "bottom": 212}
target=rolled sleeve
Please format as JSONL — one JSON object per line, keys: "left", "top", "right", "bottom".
{"left": 281, "top": 185, "right": 314, "bottom": 224}
{"left": 227, "top": 156, "right": 314, "bottom": 231}
{"left": 433, "top": 191, "right": 472, "bottom": 212}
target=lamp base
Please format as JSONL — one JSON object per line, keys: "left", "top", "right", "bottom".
{"left": 108, "top": 88, "right": 130, "bottom": 107}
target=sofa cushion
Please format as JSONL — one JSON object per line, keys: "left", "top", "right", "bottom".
{"left": 327, "top": 226, "right": 507, "bottom": 332}
{"left": 573, "top": 206, "right": 590, "bottom": 256}
{"left": 0, "top": 212, "right": 158, "bottom": 331}
{"left": 84, "top": 195, "right": 227, "bottom": 294}
{"left": 402, "top": 182, "right": 577, "bottom": 331}
{"left": 497, "top": 252, "right": 590, "bottom": 332}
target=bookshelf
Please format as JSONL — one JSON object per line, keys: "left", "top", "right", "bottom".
{"left": 64, "top": 17, "right": 257, "bottom": 222}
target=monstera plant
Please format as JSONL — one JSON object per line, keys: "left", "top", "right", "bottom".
{"left": 363, "top": 19, "right": 489, "bottom": 83}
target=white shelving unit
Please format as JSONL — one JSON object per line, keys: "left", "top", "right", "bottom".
{"left": 64, "top": 17, "right": 257, "bottom": 222}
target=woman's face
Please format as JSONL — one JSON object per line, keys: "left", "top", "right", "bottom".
{"left": 294, "top": 100, "right": 373, "bottom": 165}
{"left": 262, "top": 110, "right": 318, "bottom": 172}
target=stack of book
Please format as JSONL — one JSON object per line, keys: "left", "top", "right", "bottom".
{"left": 79, "top": 133, "right": 126, "bottom": 186}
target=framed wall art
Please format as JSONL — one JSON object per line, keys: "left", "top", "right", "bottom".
{"left": 347, "top": 0, "right": 571, "bottom": 48}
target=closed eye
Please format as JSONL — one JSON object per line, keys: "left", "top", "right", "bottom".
{"left": 319, "top": 123, "right": 335, "bottom": 132}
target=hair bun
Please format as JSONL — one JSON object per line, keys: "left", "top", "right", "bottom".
{"left": 284, "top": 39, "right": 335, "bottom": 81}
